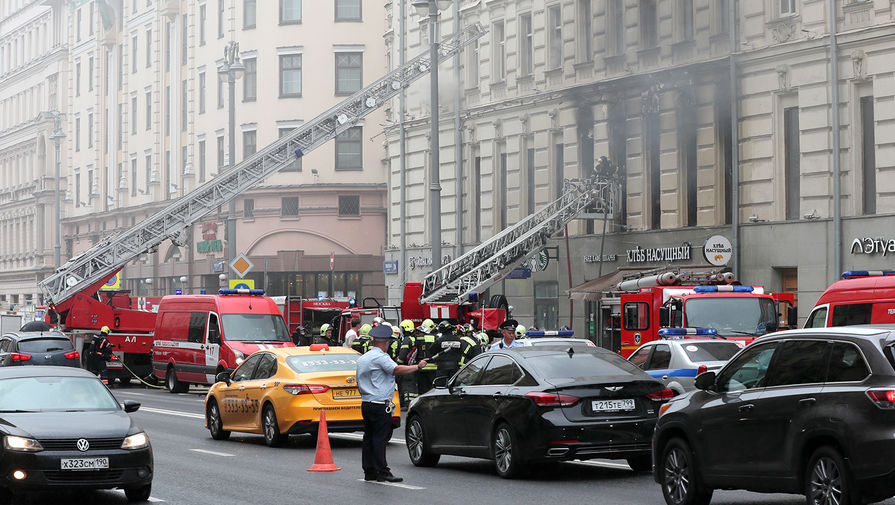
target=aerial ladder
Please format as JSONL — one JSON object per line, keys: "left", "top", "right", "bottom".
{"left": 38, "top": 23, "right": 487, "bottom": 313}
{"left": 420, "top": 175, "right": 614, "bottom": 305}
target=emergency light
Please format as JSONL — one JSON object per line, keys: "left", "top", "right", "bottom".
{"left": 692, "top": 285, "right": 754, "bottom": 293}
{"left": 525, "top": 330, "right": 575, "bottom": 337}
{"left": 218, "top": 289, "right": 266, "bottom": 296}
{"left": 658, "top": 327, "right": 718, "bottom": 338}
{"left": 841, "top": 270, "right": 895, "bottom": 279}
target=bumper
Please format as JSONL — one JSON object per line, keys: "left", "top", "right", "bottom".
{"left": 287, "top": 418, "right": 401, "bottom": 435}
{"left": 0, "top": 448, "right": 153, "bottom": 491}
{"left": 524, "top": 414, "right": 656, "bottom": 462}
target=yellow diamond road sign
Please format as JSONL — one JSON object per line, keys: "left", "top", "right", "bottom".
{"left": 230, "top": 254, "right": 254, "bottom": 278}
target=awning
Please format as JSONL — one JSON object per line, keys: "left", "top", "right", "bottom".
{"left": 567, "top": 265, "right": 723, "bottom": 302}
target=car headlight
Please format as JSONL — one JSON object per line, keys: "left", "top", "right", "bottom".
{"left": 4, "top": 436, "right": 43, "bottom": 452}
{"left": 121, "top": 432, "right": 149, "bottom": 450}
{"left": 233, "top": 350, "right": 245, "bottom": 365}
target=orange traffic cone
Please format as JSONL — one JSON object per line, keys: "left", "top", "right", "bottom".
{"left": 307, "top": 410, "right": 341, "bottom": 472}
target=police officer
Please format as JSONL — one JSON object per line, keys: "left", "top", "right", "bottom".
{"left": 86, "top": 326, "right": 114, "bottom": 382}
{"left": 314, "top": 323, "right": 337, "bottom": 346}
{"left": 490, "top": 319, "right": 525, "bottom": 350}
{"left": 351, "top": 323, "right": 373, "bottom": 354}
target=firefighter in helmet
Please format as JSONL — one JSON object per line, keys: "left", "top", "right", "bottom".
{"left": 86, "top": 326, "right": 114, "bottom": 382}
{"left": 398, "top": 318, "right": 437, "bottom": 394}
{"left": 314, "top": 323, "right": 337, "bottom": 346}
{"left": 351, "top": 323, "right": 373, "bottom": 354}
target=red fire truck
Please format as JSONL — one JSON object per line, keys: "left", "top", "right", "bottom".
{"left": 272, "top": 296, "right": 352, "bottom": 336}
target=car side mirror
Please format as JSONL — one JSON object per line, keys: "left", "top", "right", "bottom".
{"left": 215, "top": 371, "right": 231, "bottom": 386}
{"left": 694, "top": 371, "right": 716, "bottom": 391}
{"left": 659, "top": 306, "right": 669, "bottom": 327}
{"left": 123, "top": 400, "right": 141, "bottom": 413}
{"left": 432, "top": 376, "right": 448, "bottom": 389}
{"left": 787, "top": 306, "right": 798, "bottom": 329}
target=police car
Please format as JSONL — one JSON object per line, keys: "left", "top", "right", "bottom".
{"left": 626, "top": 329, "right": 741, "bottom": 395}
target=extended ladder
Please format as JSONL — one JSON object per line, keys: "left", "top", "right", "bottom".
{"left": 420, "top": 177, "right": 613, "bottom": 304}
{"left": 39, "top": 23, "right": 487, "bottom": 307}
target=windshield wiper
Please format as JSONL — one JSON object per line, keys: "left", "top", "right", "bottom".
{"left": 721, "top": 329, "right": 755, "bottom": 336}
{"left": 0, "top": 410, "right": 37, "bottom": 413}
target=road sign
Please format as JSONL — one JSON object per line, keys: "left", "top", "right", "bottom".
{"left": 229, "top": 279, "right": 255, "bottom": 290}
{"left": 330, "top": 252, "right": 334, "bottom": 271}
{"left": 230, "top": 253, "right": 254, "bottom": 278}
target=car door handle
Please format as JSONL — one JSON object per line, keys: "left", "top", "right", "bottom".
{"left": 239, "top": 386, "right": 245, "bottom": 391}
{"left": 260, "top": 384, "right": 267, "bottom": 389}
{"left": 738, "top": 403, "right": 754, "bottom": 413}
{"left": 799, "top": 397, "right": 816, "bottom": 407}
{"left": 492, "top": 392, "right": 503, "bottom": 399}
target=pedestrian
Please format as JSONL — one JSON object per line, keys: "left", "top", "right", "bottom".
{"left": 490, "top": 319, "right": 526, "bottom": 350}
{"left": 85, "top": 326, "right": 114, "bottom": 382}
{"left": 356, "top": 324, "right": 428, "bottom": 483}
{"left": 290, "top": 325, "right": 305, "bottom": 346}
{"left": 296, "top": 324, "right": 314, "bottom": 346}
{"left": 343, "top": 317, "right": 361, "bottom": 348}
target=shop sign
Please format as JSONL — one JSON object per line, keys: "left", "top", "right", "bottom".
{"left": 197, "top": 239, "right": 223, "bottom": 253}
{"left": 409, "top": 253, "right": 453, "bottom": 271}
{"left": 523, "top": 250, "right": 550, "bottom": 271}
{"left": 851, "top": 237, "right": 895, "bottom": 256}
{"left": 704, "top": 235, "right": 733, "bottom": 266}
{"left": 626, "top": 243, "right": 691, "bottom": 263}
{"left": 383, "top": 260, "right": 398, "bottom": 274}
{"left": 584, "top": 254, "right": 618, "bottom": 263}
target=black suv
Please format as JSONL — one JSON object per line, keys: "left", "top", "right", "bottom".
{"left": 653, "top": 326, "right": 895, "bottom": 505}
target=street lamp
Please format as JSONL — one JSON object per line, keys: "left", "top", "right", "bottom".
{"left": 49, "top": 111, "right": 65, "bottom": 269}
{"left": 412, "top": 0, "right": 451, "bottom": 272}
{"left": 218, "top": 41, "right": 244, "bottom": 275}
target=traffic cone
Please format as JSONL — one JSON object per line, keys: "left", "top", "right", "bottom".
{"left": 307, "top": 410, "right": 341, "bottom": 472}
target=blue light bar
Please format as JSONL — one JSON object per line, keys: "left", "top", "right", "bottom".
{"left": 218, "top": 289, "right": 266, "bottom": 296}
{"left": 658, "top": 327, "right": 718, "bottom": 337}
{"left": 841, "top": 270, "right": 895, "bottom": 279}
{"left": 692, "top": 285, "right": 754, "bottom": 293}
{"left": 525, "top": 330, "right": 575, "bottom": 337}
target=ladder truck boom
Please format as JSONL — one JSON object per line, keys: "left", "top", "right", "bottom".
{"left": 38, "top": 23, "right": 486, "bottom": 312}
{"left": 420, "top": 176, "right": 613, "bottom": 305}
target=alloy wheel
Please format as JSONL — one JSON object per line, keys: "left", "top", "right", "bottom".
{"left": 664, "top": 446, "right": 690, "bottom": 504}
{"left": 809, "top": 456, "right": 842, "bottom": 505}
{"left": 264, "top": 409, "right": 276, "bottom": 440}
{"left": 495, "top": 427, "right": 513, "bottom": 474}
{"left": 407, "top": 420, "right": 424, "bottom": 462}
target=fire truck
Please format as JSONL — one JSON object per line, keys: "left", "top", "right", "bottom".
{"left": 36, "top": 25, "right": 487, "bottom": 379}
{"left": 595, "top": 267, "right": 797, "bottom": 358}
{"left": 272, "top": 296, "right": 353, "bottom": 336}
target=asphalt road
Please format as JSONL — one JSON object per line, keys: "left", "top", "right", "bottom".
{"left": 10, "top": 384, "right": 895, "bottom": 505}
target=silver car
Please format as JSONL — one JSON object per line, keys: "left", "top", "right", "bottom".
{"left": 627, "top": 338, "right": 741, "bottom": 395}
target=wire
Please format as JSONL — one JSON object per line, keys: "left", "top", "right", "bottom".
{"left": 116, "top": 359, "right": 165, "bottom": 389}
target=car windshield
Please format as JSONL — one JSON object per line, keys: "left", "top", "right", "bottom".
{"left": 221, "top": 314, "right": 290, "bottom": 342}
{"left": 680, "top": 341, "right": 741, "bottom": 362}
{"left": 525, "top": 350, "right": 645, "bottom": 380}
{"left": 684, "top": 297, "right": 778, "bottom": 335}
{"left": 17, "top": 338, "right": 74, "bottom": 353}
{"left": 286, "top": 354, "right": 359, "bottom": 373}
{"left": 0, "top": 376, "right": 118, "bottom": 411}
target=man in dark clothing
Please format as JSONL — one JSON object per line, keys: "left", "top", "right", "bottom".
{"left": 431, "top": 324, "right": 482, "bottom": 381}
{"left": 86, "top": 326, "right": 113, "bottom": 381}
{"left": 313, "top": 324, "right": 337, "bottom": 346}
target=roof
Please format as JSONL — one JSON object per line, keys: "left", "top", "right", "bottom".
{"left": 4, "top": 331, "right": 69, "bottom": 340}
{"left": 760, "top": 325, "right": 895, "bottom": 339}
{"left": 253, "top": 346, "right": 360, "bottom": 357}
{"left": 0, "top": 365, "right": 96, "bottom": 379}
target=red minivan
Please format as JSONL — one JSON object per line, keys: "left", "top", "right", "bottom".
{"left": 152, "top": 289, "right": 294, "bottom": 393}
{"left": 803, "top": 270, "right": 895, "bottom": 328}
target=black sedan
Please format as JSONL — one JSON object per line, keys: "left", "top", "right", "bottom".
{"left": 405, "top": 346, "right": 671, "bottom": 478}
{"left": 0, "top": 366, "right": 152, "bottom": 503}
{"left": 0, "top": 331, "right": 80, "bottom": 367}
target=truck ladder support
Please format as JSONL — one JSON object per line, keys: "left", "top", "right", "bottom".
{"left": 39, "top": 24, "right": 487, "bottom": 307}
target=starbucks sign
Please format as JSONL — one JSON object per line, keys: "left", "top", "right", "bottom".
{"left": 523, "top": 250, "right": 549, "bottom": 272}
{"left": 704, "top": 235, "right": 732, "bottom": 266}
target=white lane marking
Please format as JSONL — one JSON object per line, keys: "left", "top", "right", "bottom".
{"left": 148, "top": 497, "right": 165, "bottom": 503}
{"left": 571, "top": 460, "right": 636, "bottom": 470}
{"left": 139, "top": 406, "right": 205, "bottom": 419}
{"left": 189, "top": 448, "right": 235, "bottom": 457}
{"left": 333, "top": 433, "right": 406, "bottom": 444}
{"left": 115, "top": 391, "right": 146, "bottom": 396}
{"left": 357, "top": 479, "right": 425, "bottom": 490}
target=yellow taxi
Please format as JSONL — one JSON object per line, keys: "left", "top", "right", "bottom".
{"left": 204, "top": 345, "right": 401, "bottom": 447}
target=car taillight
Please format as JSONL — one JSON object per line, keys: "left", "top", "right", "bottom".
{"left": 866, "top": 389, "right": 895, "bottom": 409}
{"left": 10, "top": 354, "right": 31, "bottom": 361}
{"left": 283, "top": 384, "right": 330, "bottom": 395}
{"left": 524, "top": 392, "right": 579, "bottom": 407}
{"left": 647, "top": 387, "right": 675, "bottom": 400}
{"left": 64, "top": 351, "right": 80, "bottom": 360}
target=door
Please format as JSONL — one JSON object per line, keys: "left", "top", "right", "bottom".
{"left": 620, "top": 294, "right": 652, "bottom": 358}
{"left": 218, "top": 353, "right": 263, "bottom": 430}
{"left": 803, "top": 305, "right": 828, "bottom": 329}
{"left": 643, "top": 343, "right": 674, "bottom": 386}
{"left": 242, "top": 353, "right": 279, "bottom": 429}
{"left": 0, "top": 337, "right": 12, "bottom": 366}
{"left": 695, "top": 341, "right": 780, "bottom": 479}
{"left": 465, "top": 355, "right": 525, "bottom": 450}
{"left": 205, "top": 313, "right": 221, "bottom": 381}
{"left": 432, "top": 356, "right": 489, "bottom": 450}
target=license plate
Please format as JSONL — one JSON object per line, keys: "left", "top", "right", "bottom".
{"left": 592, "top": 399, "right": 636, "bottom": 412}
{"left": 61, "top": 458, "right": 109, "bottom": 470}
{"left": 332, "top": 388, "right": 360, "bottom": 399}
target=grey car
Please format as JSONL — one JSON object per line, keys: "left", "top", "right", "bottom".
{"left": 0, "top": 331, "right": 80, "bottom": 368}
{"left": 627, "top": 339, "right": 741, "bottom": 395}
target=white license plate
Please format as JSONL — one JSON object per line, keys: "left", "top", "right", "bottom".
{"left": 592, "top": 399, "right": 636, "bottom": 412}
{"left": 61, "top": 458, "right": 109, "bottom": 470}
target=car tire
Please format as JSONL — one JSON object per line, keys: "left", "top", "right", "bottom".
{"left": 124, "top": 483, "right": 152, "bottom": 502}
{"left": 805, "top": 446, "right": 857, "bottom": 505}
{"left": 207, "top": 400, "right": 230, "bottom": 441}
{"left": 262, "top": 404, "right": 288, "bottom": 447}
{"left": 165, "top": 367, "right": 188, "bottom": 394}
{"left": 627, "top": 454, "right": 653, "bottom": 473}
{"left": 660, "top": 437, "right": 713, "bottom": 505}
{"left": 406, "top": 416, "right": 440, "bottom": 467}
{"left": 493, "top": 423, "right": 524, "bottom": 479}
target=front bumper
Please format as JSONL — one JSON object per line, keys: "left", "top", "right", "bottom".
{"left": 0, "top": 447, "right": 153, "bottom": 490}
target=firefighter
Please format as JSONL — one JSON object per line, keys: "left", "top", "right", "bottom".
{"left": 85, "top": 326, "right": 114, "bottom": 382}
{"left": 430, "top": 323, "right": 481, "bottom": 381}
{"left": 352, "top": 323, "right": 373, "bottom": 354}
{"left": 476, "top": 331, "right": 491, "bottom": 352}
{"left": 396, "top": 319, "right": 418, "bottom": 407}
{"left": 399, "top": 318, "right": 437, "bottom": 395}
{"left": 314, "top": 323, "right": 337, "bottom": 346}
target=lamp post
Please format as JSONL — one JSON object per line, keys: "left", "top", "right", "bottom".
{"left": 412, "top": 0, "right": 451, "bottom": 272}
{"left": 49, "top": 111, "right": 65, "bottom": 269}
{"left": 218, "top": 41, "right": 244, "bottom": 273}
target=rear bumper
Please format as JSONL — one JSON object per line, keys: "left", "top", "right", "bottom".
{"left": 523, "top": 414, "right": 656, "bottom": 462}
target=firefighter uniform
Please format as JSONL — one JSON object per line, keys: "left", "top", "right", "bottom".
{"left": 351, "top": 324, "right": 373, "bottom": 354}
{"left": 86, "top": 326, "right": 113, "bottom": 381}
{"left": 313, "top": 323, "right": 337, "bottom": 346}
{"left": 398, "top": 319, "right": 437, "bottom": 394}
{"left": 431, "top": 326, "right": 482, "bottom": 381}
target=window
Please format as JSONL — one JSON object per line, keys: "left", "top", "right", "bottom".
{"left": 218, "top": 0, "right": 224, "bottom": 38}
{"left": 165, "top": 21, "right": 171, "bottom": 71}
{"left": 244, "top": 0, "right": 257, "bottom": 29}
{"left": 680, "top": 101, "right": 697, "bottom": 226}
{"left": 640, "top": 0, "right": 658, "bottom": 49}
{"left": 231, "top": 353, "right": 262, "bottom": 382}
{"left": 89, "top": 3, "right": 94, "bottom": 34}
{"left": 145, "top": 90, "right": 151, "bottom": 131}
{"left": 803, "top": 307, "right": 828, "bottom": 329}
{"left": 254, "top": 353, "right": 278, "bottom": 380}
{"left": 466, "top": 40, "right": 479, "bottom": 86}
{"left": 243, "top": 198, "right": 254, "bottom": 218}
{"left": 681, "top": 0, "right": 694, "bottom": 41}
{"left": 831, "top": 303, "right": 872, "bottom": 326}
{"left": 534, "top": 282, "right": 558, "bottom": 331}
{"left": 453, "top": 357, "right": 486, "bottom": 387}
{"left": 492, "top": 21, "right": 505, "bottom": 81}
{"left": 218, "top": 76, "right": 224, "bottom": 108}
{"left": 335, "top": 52, "right": 362, "bottom": 95}
{"left": 335, "top": 126, "right": 362, "bottom": 170}
{"left": 76, "top": 61, "right": 81, "bottom": 96}
{"left": 77, "top": 8, "right": 82, "bottom": 41}
{"left": 280, "top": 0, "right": 302, "bottom": 24}
{"left": 520, "top": 14, "right": 533, "bottom": 76}
{"left": 827, "top": 342, "right": 869, "bottom": 382}
{"left": 243, "top": 130, "right": 256, "bottom": 158}
{"left": 861, "top": 96, "right": 876, "bottom": 215}
{"left": 647, "top": 114, "right": 660, "bottom": 229}
{"left": 498, "top": 151, "right": 507, "bottom": 229}
{"left": 144, "top": 153, "right": 151, "bottom": 191}
{"left": 473, "top": 155, "right": 481, "bottom": 242}
{"left": 766, "top": 340, "right": 828, "bottom": 387}
{"left": 609, "top": 0, "right": 624, "bottom": 55}
{"left": 526, "top": 146, "right": 535, "bottom": 214}
{"left": 182, "top": 79, "right": 187, "bottom": 131}
{"left": 279, "top": 127, "right": 302, "bottom": 171}
{"left": 282, "top": 196, "right": 299, "bottom": 217}
{"left": 554, "top": 138, "right": 565, "bottom": 200}
{"left": 629, "top": 347, "right": 651, "bottom": 369}
{"left": 279, "top": 54, "right": 302, "bottom": 97}
{"left": 243, "top": 57, "right": 257, "bottom": 101}
{"left": 198, "top": 139, "right": 206, "bottom": 182}
{"left": 199, "top": 72, "right": 206, "bottom": 113}
{"left": 649, "top": 344, "right": 671, "bottom": 370}
{"left": 338, "top": 195, "right": 360, "bottom": 216}
{"left": 780, "top": 0, "right": 796, "bottom": 15}
{"left": 165, "top": 85, "right": 170, "bottom": 136}
{"left": 188, "top": 312, "right": 206, "bottom": 343}
{"left": 199, "top": 4, "right": 207, "bottom": 45}
{"left": 577, "top": 0, "right": 592, "bottom": 62}
{"left": 623, "top": 302, "right": 649, "bottom": 330}
{"left": 335, "top": 0, "right": 361, "bottom": 21}
{"left": 75, "top": 172, "right": 81, "bottom": 206}
{"left": 182, "top": 14, "right": 188, "bottom": 64}
{"left": 784, "top": 106, "right": 800, "bottom": 220}
{"left": 88, "top": 56, "right": 94, "bottom": 91}
{"left": 217, "top": 135, "right": 225, "bottom": 168}
{"left": 131, "top": 95, "right": 137, "bottom": 135}
{"left": 75, "top": 117, "right": 81, "bottom": 152}
{"left": 131, "top": 160, "right": 137, "bottom": 196}
{"left": 145, "top": 26, "right": 151, "bottom": 68}
{"left": 480, "top": 355, "right": 522, "bottom": 385}
{"left": 87, "top": 112, "right": 93, "bottom": 148}
{"left": 718, "top": 342, "right": 778, "bottom": 392}
{"left": 548, "top": 5, "right": 562, "bottom": 69}
{"left": 131, "top": 34, "right": 138, "bottom": 72}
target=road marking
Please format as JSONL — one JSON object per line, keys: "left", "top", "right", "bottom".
{"left": 571, "top": 460, "right": 635, "bottom": 470}
{"left": 139, "top": 406, "right": 205, "bottom": 420}
{"left": 333, "top": 433, "right": 406, "bottom": 444}
{"left": 115, "top": 391, "right": 146, "bottom": 396}
{"left": 357, "top": 479, "right": 425, "bottom": 490}
{"left": 189, "top": 448, "right": 235, "bottom": 457}
{"left": 148, "top": 497, "right": 165, "bottom": 503}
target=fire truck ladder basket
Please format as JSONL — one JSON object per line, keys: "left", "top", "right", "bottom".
{"left": 420, "top": 177, "right": 612, "bottom": 305}
{"left": 38, "top": 24, "right": 487, "bottom": 307}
